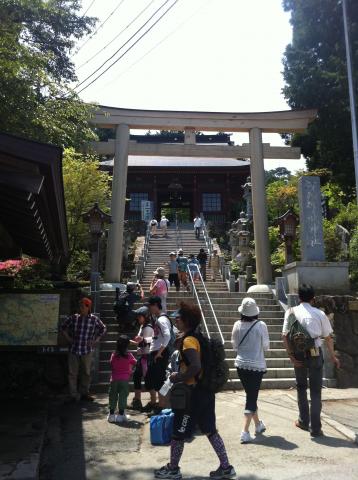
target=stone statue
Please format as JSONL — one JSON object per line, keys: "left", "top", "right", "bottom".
{"left": 242, "top": 176, "right": 253, "bottom": 219}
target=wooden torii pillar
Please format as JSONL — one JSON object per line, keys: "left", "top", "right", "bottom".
{"left": 89, "top": 107, "right": 317, "bottom": 286}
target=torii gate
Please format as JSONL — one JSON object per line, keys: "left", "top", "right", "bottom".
{"left": 90, "top": 107, "right": 317, "bottom": 286}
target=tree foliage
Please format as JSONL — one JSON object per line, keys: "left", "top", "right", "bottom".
{"left": 282, "top": 0, "right": 358, "bottom": 195}
{"left": 266, "top": 179, "right": 298, "bottom": 222}
{"left": 62, "top": 148, "right": 111, "bottom": 256}
{"left": 265, "top": 167, "right": 291, "bottom": 185}
{"left": 0, "top": 0, "right": 97, "bottom": 148}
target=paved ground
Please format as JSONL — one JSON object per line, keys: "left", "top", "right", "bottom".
{"left": 322, "top": 397, "right": 358, "bottom": 439}
{"left": 0, "top": 399, "right": 48, "bottom": 479}
{"left": 35, "top": 389, "right": 358, "bottom": 480}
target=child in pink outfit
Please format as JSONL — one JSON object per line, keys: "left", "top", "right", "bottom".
{"left": 107, "top": 335, "right": 136, "bottom": 424}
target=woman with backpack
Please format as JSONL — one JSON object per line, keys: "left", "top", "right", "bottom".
{"left": 150, "top": 267, "right": 170, "bottom": 313}
{"left": 130, "top": 306, "right": 154, "bottom": 411}
{"left": 231, "top": 297, "right": 270, "bottom": 444}
{"left": 154, "top": 301, "right": 236, "bottom": 480}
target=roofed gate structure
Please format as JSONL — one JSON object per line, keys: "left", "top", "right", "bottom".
{"left": 90, "top": 107, "right": 317, "bottom": 287}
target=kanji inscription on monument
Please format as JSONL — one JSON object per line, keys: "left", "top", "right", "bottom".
{"left": 298, "top": 176, "right": 325, "bottom": 262}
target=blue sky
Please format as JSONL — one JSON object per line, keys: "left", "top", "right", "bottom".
{"left": 72, "top": 0, "right": 306, "bottom": 172}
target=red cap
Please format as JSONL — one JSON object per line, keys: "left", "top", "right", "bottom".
{"left": 80, "top": 297, "right": 92, "bottom": 308}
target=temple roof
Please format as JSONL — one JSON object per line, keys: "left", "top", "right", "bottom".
{"left": 0, "top": 132, "right": 69, "bottom": 263}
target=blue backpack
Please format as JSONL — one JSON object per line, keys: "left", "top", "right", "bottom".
{"left": 150, "top": 409, "right": 174, "bottom": 445}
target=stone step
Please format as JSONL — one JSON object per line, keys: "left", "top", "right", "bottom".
{"left": 92, "top": 376, "right": 296, "bottom": 393}
{"left": 98, "top": 340, "right": 288, "bottom": 359}
{"left": 96, "top": 365, "right": 294, "bottom": 384}
{"left": 100, "top": 291, "right": 274, "bottom": 299}
{"left": 98, "top": 350, "right": 291, "bottom": 367}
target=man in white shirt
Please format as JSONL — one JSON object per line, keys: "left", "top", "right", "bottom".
{"left": 193, "top": 215, "right": 202, "bottom": 239}
{"left": 149, "top": 218, "right": 158, "bottom": 237}
{"left": 140, "top": 296, "right": 171, "bottom": 414}
{"left": 159, "top": 215, "right": 169, "bottom": 237}
{"left": 282, "top": 284, "right": 340, "bottom": 437}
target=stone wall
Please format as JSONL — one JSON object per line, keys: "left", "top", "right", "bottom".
{"left": 314, "top": 295, "right": 358, "bottom": 388}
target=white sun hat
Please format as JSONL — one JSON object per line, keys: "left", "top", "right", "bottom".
{"left": 238, "top": 297, "right": 260, "bottom": 317}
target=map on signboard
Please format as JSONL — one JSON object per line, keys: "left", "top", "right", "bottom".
{"left": 0, "top": 294, "right": 60, "bottom": 346}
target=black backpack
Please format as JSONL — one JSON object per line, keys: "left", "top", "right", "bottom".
{"left": 182, "top": 331, "right": 229, "bottom": 393}
{"left": 113, "top": 289, "right": 130, "bottom": 315}
{"left": 287, "top": 308, "right": 315, "bottom": 359}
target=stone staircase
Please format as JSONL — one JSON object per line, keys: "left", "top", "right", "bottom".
{"left": 95, "top": 225, "right": 295, "bottom": 392}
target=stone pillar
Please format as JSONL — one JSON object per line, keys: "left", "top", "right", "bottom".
{"left": 153, "top": 175, "right": 158, "bottom": 217}
{"left": 249, "top": 127, "right": 272, "bottom": 284}
{"left": 193, "top": 174, "right": 198, "bottom": 215}
{"left": 105, "top": 124, "right": 129, "bottom": 282}
{"left": 298, "top": 176, "right": 325, "bottom": 261}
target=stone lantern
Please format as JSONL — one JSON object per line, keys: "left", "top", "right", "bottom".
{"left": 229, "top": 211, "right": 252, "bottom": 270}
{"left": 82, "top": 202, "right": 112, "bottom": 314}
{"left": 277, "top": 209, "right": 299, "bottom": 264}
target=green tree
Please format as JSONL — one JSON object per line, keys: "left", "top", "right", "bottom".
{"left": 282, "top": 0, "right": 358, "bottom": 196}
{"left": 265, "top": 167, "right": 291, "bottom": 185}
{"left": 0, "top": 0, "right": 97, "bottom": 148}
{"left": 266, "top": 179, "right": 298, "bottom": 222}
{"left": 62, "top": 149, "right": 111, "bottom": 256}
{"left": 349, "top": 227, "right": 358, "bottom": 283}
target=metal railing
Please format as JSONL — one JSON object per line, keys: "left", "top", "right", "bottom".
{"left": 186, "top": 266, "right": 211, "bottom": 339}
{"left": 174, "top": 210, "right": 183, "bottom": 253}
{"left": 187, "top": 264, "right": 225, "bottom": 345}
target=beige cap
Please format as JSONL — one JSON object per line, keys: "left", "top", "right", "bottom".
{"left": 153, "top": 266, "right": 166, "bottom": 276}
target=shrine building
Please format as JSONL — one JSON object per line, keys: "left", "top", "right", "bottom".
{"left": 100, "top": 133, "right": 250, "bottom": 224}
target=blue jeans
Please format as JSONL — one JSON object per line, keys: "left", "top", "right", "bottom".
{"left": 294, "top": 353, "right": 323, "bottom": 433}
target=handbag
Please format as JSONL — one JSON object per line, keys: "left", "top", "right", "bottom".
{"left": 170, "top": 382, "right": 192, "bottom": 410}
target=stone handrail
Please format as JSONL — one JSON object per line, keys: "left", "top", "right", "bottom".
{"left": 200, "top": 213, "right": 213, "bottom": 255}
{"left": 274, "top": 276, "right": 299, "bottom": 309}
{"left": 132, "top": 223, "right": 151, "bottom": 282}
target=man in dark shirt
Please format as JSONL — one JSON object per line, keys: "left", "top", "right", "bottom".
{"left": 197, "top": 248, "right": 208, "bottom": 281}
{"left": 61, "top": 297, "right": 106, "bottom": 402}
{"left": 116, "top": 282, "right": 144, "bottom": 332}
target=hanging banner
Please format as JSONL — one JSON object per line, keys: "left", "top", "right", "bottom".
{"left": 141, "top": 200, "right": 153, "bottom": 222}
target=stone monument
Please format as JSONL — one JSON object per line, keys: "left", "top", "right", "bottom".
{"left": 282, "top": 176, "right": 349, "bottom": 293}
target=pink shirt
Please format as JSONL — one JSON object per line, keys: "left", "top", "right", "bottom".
{"left": 110, "top": 352, "right": 136, "bottom": 381}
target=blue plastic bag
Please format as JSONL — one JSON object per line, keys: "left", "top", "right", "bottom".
{"left": 150, "top": 409, "right": 174, "bottom": 445}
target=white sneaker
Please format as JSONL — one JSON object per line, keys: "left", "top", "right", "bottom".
{"left": 116, "top": 413, "right": 130, "bottom": 423}
{"left": 107, "top": 413, "right": 116, "bottom": 423}
{"left": 255, "top": 420, "right": 266, "bottom": 434}
{"left": 240, "top": 431, "right": 253, "bottom": 444}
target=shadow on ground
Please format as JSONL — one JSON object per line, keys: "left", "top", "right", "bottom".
{"left": 311, "top": 434, "right": 358, "bottom": 449}
{"left": 253, "top": 435, "right": 298, "bottom": 450}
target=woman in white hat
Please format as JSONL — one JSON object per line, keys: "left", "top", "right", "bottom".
{"left": 231, "top": 297, "right": 270, "bottom": 443}
{"left": 149, "top": 266, "right": 170, "bottom": 312}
